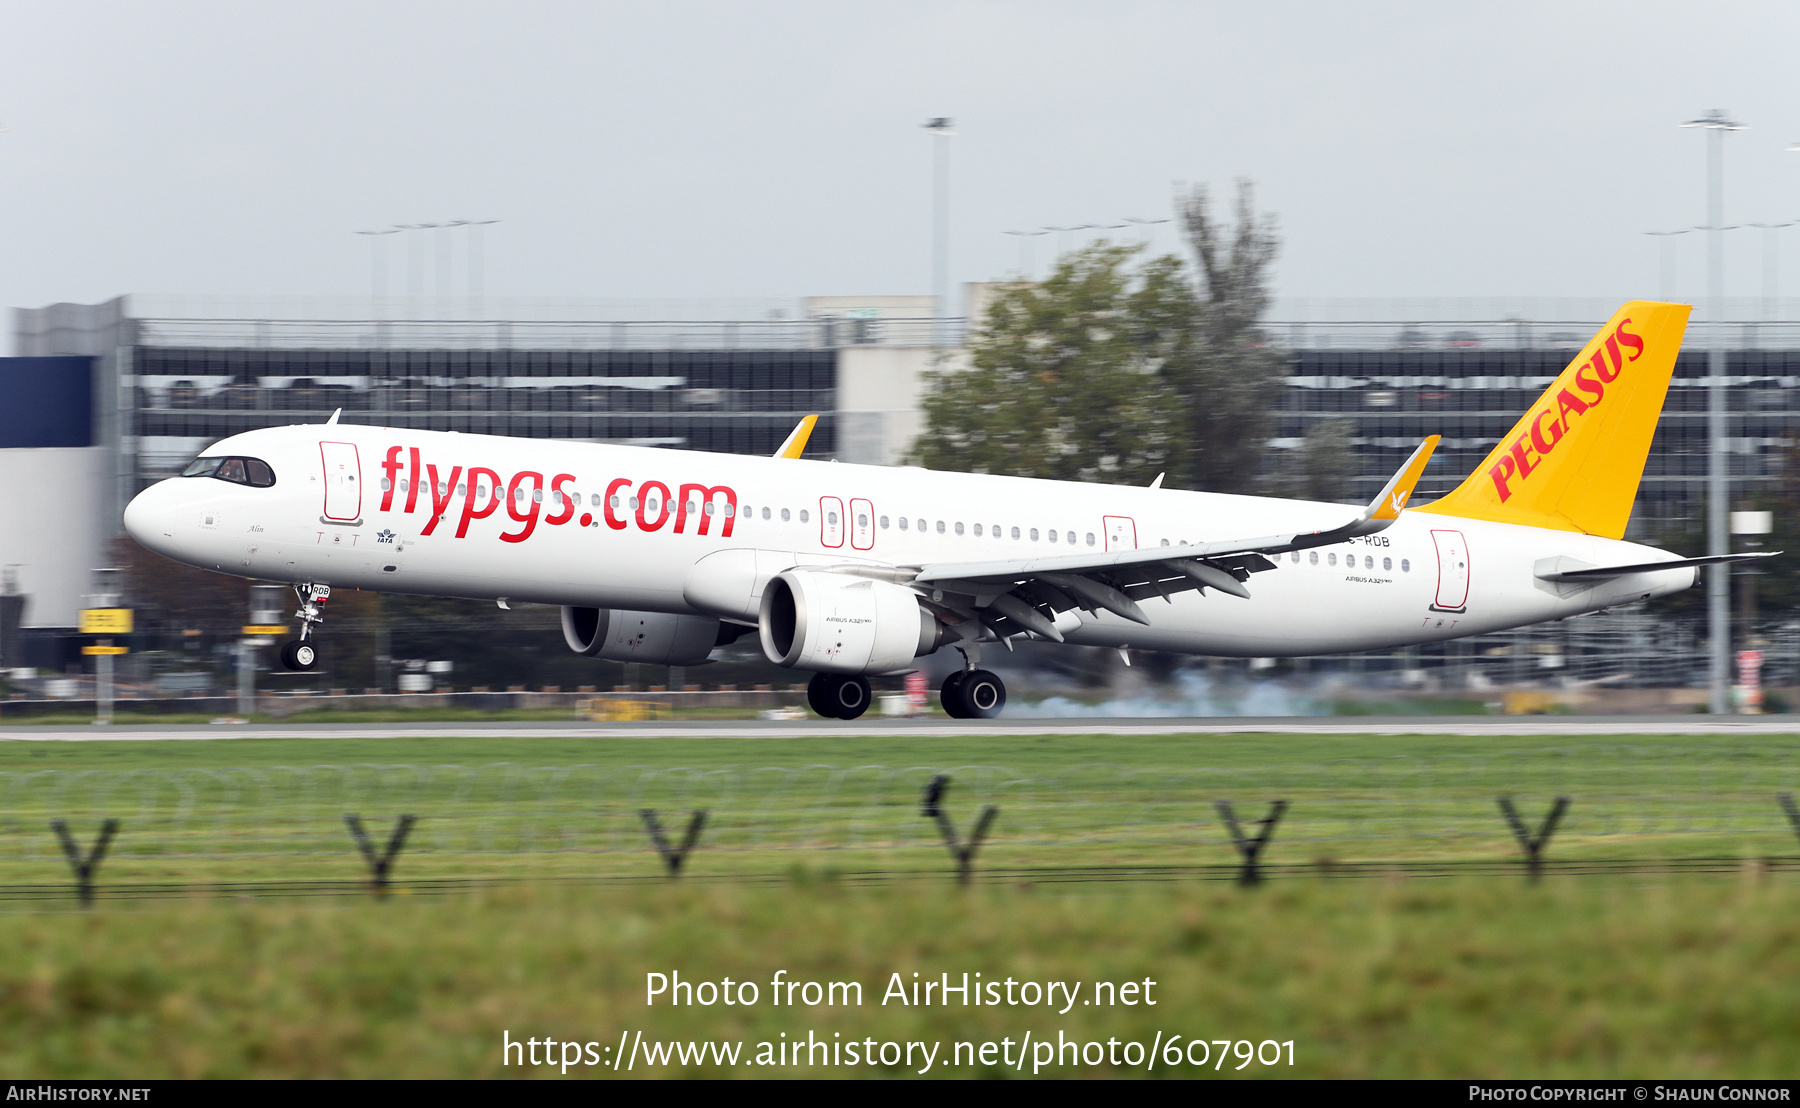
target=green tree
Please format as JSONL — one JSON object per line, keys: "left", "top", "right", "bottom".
{"left": 911, "top": 180, "right": 1283, "bottom": 493}
{"left": 909, "top": 243, "right": 1188, "bottom": 486}
{"left": 1267, "top": 417, "right": 1356, "bottom": 503}
{"left": 1164, "top": 179, "right": 1283, "bottom": 493}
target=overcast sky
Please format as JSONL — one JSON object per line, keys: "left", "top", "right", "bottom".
{"left": 7, "top": 1, "right": 1800, "bottom": 325}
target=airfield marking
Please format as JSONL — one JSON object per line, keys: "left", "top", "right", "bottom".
{"left": 4, "top": 715, "right": 1800, "bottom": 741}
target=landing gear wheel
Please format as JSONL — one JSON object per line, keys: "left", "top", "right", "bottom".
{"left": 806, "top": 673, "right": 872, "bottom": 720}
{"left": 279, "top": 640, "right": 318, "bottom": 672}
{"left": 940, "top": 671, "right": 972, "bottom": 719}
{"left": 960, "top": 669, "right": 1006, "bottom": 719}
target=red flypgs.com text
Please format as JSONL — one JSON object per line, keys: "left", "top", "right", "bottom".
{"left": 377, "top": 446, "right": 737, "bottom": 543}
{"left": 1487, "top": 318, "right": 1645, "bottom": 501}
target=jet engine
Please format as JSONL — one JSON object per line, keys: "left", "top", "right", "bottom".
{"left": 758, "top": 569, "right": 946, "bottom": 674}
{"left": 560, "top": 607, "right": 736, "bottom": 666}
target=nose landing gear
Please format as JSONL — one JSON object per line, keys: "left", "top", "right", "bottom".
{"left": 278, "top": 583, "right": 331, "bottom": 672}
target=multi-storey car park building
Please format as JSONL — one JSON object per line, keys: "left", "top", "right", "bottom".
{"left": 5, "top": 293, "right": 1797, "bottom": 692}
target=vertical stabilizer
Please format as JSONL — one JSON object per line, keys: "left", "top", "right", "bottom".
{"left": 1415, "top": 301, "right": 1691, "bottom": 539}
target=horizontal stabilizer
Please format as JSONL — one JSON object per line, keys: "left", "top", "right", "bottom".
{"left": 1535, "top": 551, "right": 1778, "bottom": 582}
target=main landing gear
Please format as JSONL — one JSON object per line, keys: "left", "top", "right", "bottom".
{"left": 941, "top": 667, "right": 1005, "bottom": 719}
{"left": 807, "top": 672, "right": 872, "bottom": 720}
{"left": 278, "top": 583, "right": 331, "bottom": 672}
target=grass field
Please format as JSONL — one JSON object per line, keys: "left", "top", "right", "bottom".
{"left": 3, "top": 877, "right": 1799, "bottom": 1078}
{"left": 1, "top": 731, "right": 1799, "bottom": 1079}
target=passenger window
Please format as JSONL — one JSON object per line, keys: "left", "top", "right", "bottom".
{"left": 762, "top": 507, "right": 771, "bottom": 520}
{"left": 800, "top": 509, "right": 810, "bottom": 523}
{"left": 991, "top": 523, "right": 1000, "bottom": 538}
{"left": 1029, "top": 528, "right": 1039, "bottom": 541}
{"left": 973, "top": 524, "right": 982, "bottom": 537}
{"left": 1085, "top": 533, "right": 1095, "bottom": 546}
{"left": 1071, "top": 532, "right": 1079, "bottom": 545}
{"left": 917, "top": 519, "right": 926, "bottom": 532}
{"left": 1401, "top": 558, "right": 1410, "bottom": 572}
{"left": 1048, "top": 530, "right": 1058, "bottom": 543}
{"left": 1309, "top": 551, "right": 1318, "bottom": 565}
{"left": 954, "top": 522, "right": 964, "bottom": 536}
{"left": 936, "top": 521, "right": 945, "bottom": 534}
{"left": 1328, "top": 553, "right": 1337, "bottom": 566}
{"left": 1011, "top": 526, "right": 1020, "bottom": 540}
{"left": 858, "top": 514, "right": 869, "bottom": 529}
{"left": 781, "top": 508, "right": 790, "bottom": 521}
{"left": 1383, "top": 556, "right": 1392, "bottom": 571}
{"left": 898, "top": 517, "right": 908, "bottom": 530}
{"left": 828, "top": 511, "right": 839, "bottom": 526}
{"left": 879, "top": 516, "right": 889, "bottom": 529}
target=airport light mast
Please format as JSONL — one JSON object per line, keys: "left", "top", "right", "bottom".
{"left": 924, "top": 117, "right": 955, "bottom": 350}
{"left": 1680, "top": 109, "right": 1745, "bottom": 715}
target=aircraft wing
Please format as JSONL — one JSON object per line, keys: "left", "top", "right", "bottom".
{"left": 908, "top": 437, "right": 1439, "bottom": 642}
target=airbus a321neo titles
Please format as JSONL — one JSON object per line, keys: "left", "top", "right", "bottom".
{"left": 123, "top": 302, "right": 1771, "bottom": 719}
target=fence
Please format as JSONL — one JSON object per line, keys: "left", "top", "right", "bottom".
{"left": 4, "top": 745, "right": 1800, "bottom": 904}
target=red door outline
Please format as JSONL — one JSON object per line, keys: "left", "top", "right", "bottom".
{"left": 1431, "top": 529, "right": 1470, "bottom": 611}
{"left": 320, "top": 441, "right": 362, "bottom": 521}
{"left": 850, "top": 498, "right": 874, "bottom": 550}
{"left": 1103, "top": 515, "right": 1138, "bottom": 552}
{"left": 819, "top": 496, "right": 845, "bottom": 549}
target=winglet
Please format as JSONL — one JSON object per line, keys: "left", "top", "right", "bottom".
{"left": 774, "top": 414, "right": 818, "bottom": 459}
{"left": 1366, "top": 435, "right": 1438, "bottom": 522}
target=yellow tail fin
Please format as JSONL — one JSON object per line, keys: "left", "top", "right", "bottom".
{"left": 1414, "top": 301, "right": 1691, "bottom": 539}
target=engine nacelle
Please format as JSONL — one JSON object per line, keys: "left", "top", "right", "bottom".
{"left": 560, "top": 607, "right": 726, "bottom": 666}
{"left": 758, "top": 569, "right": 945, "bottom": 674}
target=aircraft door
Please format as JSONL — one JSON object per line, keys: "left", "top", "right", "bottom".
{"left": 1430, "top": 529, "right": 1470, "bottom": 611}
{"left": 820, "top": 496, "right": 845, "bottom": 548}
{"left": 1104, "top": 515, "right": 1137, "bottom": 552}
{"left": 850, "top": 497, "right": 874, "bottom": 550}
{"left": 320, "top": 441, "right": 362, "bottom": 521}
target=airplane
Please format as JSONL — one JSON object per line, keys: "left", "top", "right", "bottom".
{"left": 121, "top": 301, "right": 1772, "bottom": 719}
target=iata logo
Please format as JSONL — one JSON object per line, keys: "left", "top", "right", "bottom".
{"left": 1487, "top": 318, "right": 1645, "bottom": 501}
{"left": 377, "top": 446, "right": 736, "bottom": 544}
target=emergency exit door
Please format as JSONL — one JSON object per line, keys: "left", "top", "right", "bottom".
{"left": 320, "top": 441, "right": 362, "bottom": 521}
{"left": 1431, "top": 529, "right": 1469, "bottom": 611}
{"left": 1104, "top": 515, "right": 1138, "bottom": 552}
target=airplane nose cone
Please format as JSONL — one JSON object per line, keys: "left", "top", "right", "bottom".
{"left": 123, "top": 479, "right": 186, "bottom": 557}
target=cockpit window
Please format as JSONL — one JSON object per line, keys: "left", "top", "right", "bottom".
{"left": 182, "top": 456, "right": 276, "bottom": 488}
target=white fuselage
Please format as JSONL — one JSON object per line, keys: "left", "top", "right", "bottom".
{"left": 122, "top": 423, "right": 1695, "bottom": 658}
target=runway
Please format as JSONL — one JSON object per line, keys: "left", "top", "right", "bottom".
{"left": 5, "top": 714, "right": 1800, "bottom": 741}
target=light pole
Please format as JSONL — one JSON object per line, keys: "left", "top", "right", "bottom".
{"left": 1681, "top": 108, "right": 1746, "bottom": 714}
{"left": 1644, "top": 229, "right": 1692, "bottom": 301}
{"left": 1042, "top": 225, "right": 1085, "bottom": 260}
{"left": 461, "top": 219, "right": 500, "bottom": 318}
{"left": 924, "top": 118, "right": 954, "bottom": 348}
{"left": 354, "top": 229, "right": 399, "bottom": 322}
{"left": 1124, "top": 216, "right": 1171, "bottom": 253}
{"left": 393, "top": 223, "right": 442, "bottom": 318}
{"left": 1001, "top": 230, "right": 1047, "bottom": 279}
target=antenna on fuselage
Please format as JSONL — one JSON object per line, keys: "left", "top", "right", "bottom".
{"left": 326, "top": 408, "right": 342, "bottom": 425}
